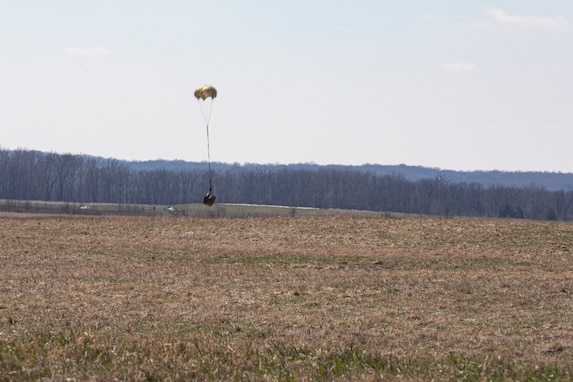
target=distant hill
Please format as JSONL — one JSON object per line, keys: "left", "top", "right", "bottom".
{"left": 123, "top": 160, "right": 573, "bottom": 191}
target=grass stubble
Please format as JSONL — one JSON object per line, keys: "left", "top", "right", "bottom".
{"left": 0, "top": 214, "right": 572, "bottom": 381}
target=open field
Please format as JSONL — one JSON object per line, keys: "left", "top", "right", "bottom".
{"left": 1, "top": 213, "right": 573, "bottom": 380}
{"left": 0, "top": 199, "right": 391, "bottom": 218}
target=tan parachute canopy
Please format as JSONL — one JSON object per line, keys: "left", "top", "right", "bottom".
{"left": 194, "top": 85, "right": 217, "bottom": 100}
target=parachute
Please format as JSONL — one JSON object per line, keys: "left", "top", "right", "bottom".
{"left": 195, "top": 85, "right": 217, "bottom": 207}
{"left": 194, "top": 85, "right": 217, "bottom": 100}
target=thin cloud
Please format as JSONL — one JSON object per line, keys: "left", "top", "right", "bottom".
{"left": 484, "top": 7, "right": 568, "bottom": 30}
{"left": 65, "top": 45, "right": 112, "bottom": 57}
{"left": 441, "top": 59, "right": 478, "bottom": 72}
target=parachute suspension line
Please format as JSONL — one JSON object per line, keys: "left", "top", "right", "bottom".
{"left": 200, "top": 100, "right": 215, "bottom": 192}
{"left": 205, "top": 120, "right": 213, "bottom": 192}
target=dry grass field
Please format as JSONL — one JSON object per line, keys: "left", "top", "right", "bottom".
{"left": 1, "top": 212, "right": 573, "bottom": 381}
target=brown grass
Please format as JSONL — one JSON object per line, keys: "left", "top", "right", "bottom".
{"left": 1, "top": 214, "right": 573, "bottom": 380}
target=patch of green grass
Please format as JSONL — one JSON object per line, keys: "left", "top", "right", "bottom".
{"left": 1, "top": 326, "right": 572, "bottom": 381}
{"left": 208, "top": 252, "right": 353, "bottom": 267}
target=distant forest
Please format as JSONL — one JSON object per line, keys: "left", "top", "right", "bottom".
{"left": 1, "top": 148, "right": 573, "bottom": 221}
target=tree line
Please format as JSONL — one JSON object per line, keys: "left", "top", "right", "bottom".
{"left": 1, "top": 149, "right": 572, "bottom": 220}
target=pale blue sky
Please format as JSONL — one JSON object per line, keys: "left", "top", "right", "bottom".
{"left": 1, "top": 1, "right": 572, "bottom": 172}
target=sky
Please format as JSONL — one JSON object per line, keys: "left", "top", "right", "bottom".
{"left": 1, "top": 1, "right": 573, "bottom": 172}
